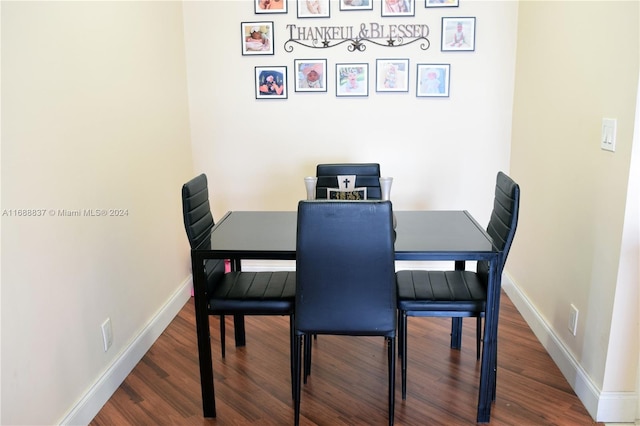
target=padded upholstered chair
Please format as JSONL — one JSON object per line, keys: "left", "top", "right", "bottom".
{"left": 396, "top": 171, "right": 520, "bottom": 400}
{"left": 182, "top": 174, "right": 296, "bottom": 392}
{"left": 315, "top": 163, "right": 382, "bottom": 200}
{"left": 294, "top": 200, "right": 397, "bottom": 426}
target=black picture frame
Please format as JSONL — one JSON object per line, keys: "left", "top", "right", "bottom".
{"left": 441, "top": 17, "right": 476, "bottom": 51}
{"left": 294, "top": 59, "right": 328, "bottom": 92}
{"left": 381, "top": 0, "right": 415, "bottom": 17}
{"left": 376, "top": 59, "right": 410, "bottom": 92}
{"left": 242, "top": 21, "right": 275, "bottom": 56}
{"left": 255, "top": 66, "right": 288, "bottom": 99}
{"left": 416, "top": 63, "right": 450, "bottom": 97}
{"left": 255, "top": 0, "right": 288, "bottom": 14}
{"left": 297, "top": 0, "right": 330, "bottom": 18}
{"left": 336, "top": 63, "right": 369, "bottom": 97}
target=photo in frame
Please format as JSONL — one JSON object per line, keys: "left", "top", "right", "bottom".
{"left": 297, "top": 0, "right": 330, "bottom": 18}
{"left": 336, "top": 63, "right": 368, "bottom": 97}
{"left": 381, "top": 0, "right": 415, "bottom": 17}
{"left": 441, "top": 17, "right": 476, "bottom": 51}
{"left": 376, "top": 59, "right": 409, "bottom": 92}
{"left": 294, "top": 59, "right": 327, "bottom": 92}
{"left": 255, "top": 0, "right": 288, "bottom": 14}
{"left": 426, "top": 0, "right": 459, "bottom": 7}
{"left": 255, "top": 66, "right": 288, "bottom": 99}
{"left": 242, "top": 22, "right": 274, "bottom": 55}
{"left": 339, "top": 0, "right": 373, "bottom": 11}
{"left": 416, "top": 64, "right": 450, "bottom": 97}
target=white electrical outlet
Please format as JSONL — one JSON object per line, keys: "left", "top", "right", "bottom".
{"left": 568, "top": 305, "right": 579, "bottom": 336}
{"left": 101, "top": 318, "right": 113, "bottom": 352}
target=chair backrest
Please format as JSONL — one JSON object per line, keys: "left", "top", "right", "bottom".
{"left": 182, "top": 174, "right": 226, "bottom": 294}
{"left": 478, "top": 171, "right": 520, "bottom": 277}
{"left": 182, "top": 174, "right": 215, "bottom": 249}
{"left": 315, "top": 163, "right": 382, "bottom": 200}
{"left": 295, "top": 200, "right": 396, "bottom": 336}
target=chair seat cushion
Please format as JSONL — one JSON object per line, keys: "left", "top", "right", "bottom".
{"left": 396, "top": 270, "right": 486, "bottom": 312}
{"left": 209, "top": 271, "right": 295, "bottom": 314}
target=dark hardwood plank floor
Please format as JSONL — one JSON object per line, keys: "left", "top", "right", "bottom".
{"left": 91, "top": 292, "right": 601, "bottom": 425}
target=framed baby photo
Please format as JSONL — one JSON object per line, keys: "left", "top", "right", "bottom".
{"left": 416, "top": 64, "right": 450, "bottom": 97}
{"left": 242, "top": 22, "right": 274, "bottom": 55}
{"left": 336, "top": 63, "right": 368, "bottom": 97}
{"left": 339, "top": 0, "right": 373, "bottom": 11}
{"left": 298, "top": 0, "right": 330, "bottom": 18}
{"left": 381, "top": 0, "right": 415, "bottom": 17}
{"left": 426, "top": 0, "right": 459, "bottom": 7}
{"left": 376, "top": 59, "right": 409, "bottom": 93}
{"left": 255, "top": 0, "right": 288, "bottom": 14}
{"left": 255, "top": 66, "right": 288, "bottom": 99}
{"left": 294, "top": 59, "right": 327, "bottom": 92}
{"left": 441, "top": 17, "right": 476, "bottom": 51}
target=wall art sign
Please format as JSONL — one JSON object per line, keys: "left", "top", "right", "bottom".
{"left": 284, "top": 22, "right": 430, "bottom": 52}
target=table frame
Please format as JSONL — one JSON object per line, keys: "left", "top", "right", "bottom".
{"left": 191, "top": 210, "right": 501, "bottom": 423}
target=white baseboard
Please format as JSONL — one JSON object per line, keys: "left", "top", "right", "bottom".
{"left": 57, "top": 267, "right": 637, "bottom": 424}
{"left": 59, "top": 277, "right": 193, "bottom": 425}
{"left": 502, "top": 273, "right": 637, "bottom": 423}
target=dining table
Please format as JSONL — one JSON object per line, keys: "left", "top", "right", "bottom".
{"left": 190, "top": 209, "right": 501, "bottom": 423}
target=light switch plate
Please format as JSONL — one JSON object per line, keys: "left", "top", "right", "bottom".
{"left": 601, "top": 118, "right": 617, "bottom": 152}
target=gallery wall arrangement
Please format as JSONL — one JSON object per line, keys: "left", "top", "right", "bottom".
{"left": 242, "top": 0, "right": 474, "bottom": 99}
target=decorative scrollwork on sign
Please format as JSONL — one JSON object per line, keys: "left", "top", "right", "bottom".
{"left": 284, "top": 23, "right": 430, "bottom": 53}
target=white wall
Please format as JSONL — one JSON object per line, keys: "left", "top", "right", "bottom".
{"left": 1, "top": 2, "right": 195, "bottom": 424}
{"left": 508, "top": 1, "right": 639, "bottom": 421}
{"left": 183, "top": 0, "right": 519, "bottom": 224}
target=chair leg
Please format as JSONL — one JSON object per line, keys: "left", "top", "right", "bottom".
{"left": 476, "top": 316, "right": 482, "bottom": 360}
{"left": 290, "top": 314, "right": 295, "bottom": 400}
{"left": 294, "top": 334, "right": 303, "bottom": 426}
{"left": 401, "top": 311, "right": 408, "bottom": 400}
{"left": 451, "top": 317, "right": 463, "bottom": 350}
{"left": 303, "top": 333, "right": 312, "bottom": 383}
{"left": 220, "top": 314, "right": 225, "bottom": 358}
{"left": 388, "top": 336, "right": 396, "bottom": 426}
{"left": 397, "top": 310, "right": 403, "bottom": 360}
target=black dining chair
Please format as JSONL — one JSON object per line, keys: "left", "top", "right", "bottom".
{"left": 182, "top": 174, "right": 296, "bottom": 394}
{"left": 294, "top": 200, "right": 397, "bottom": 426}
{"left": 315, "top": 163, "right": 382, "bottom": 200}
{"left": 395, "top": 171, "right": 520, "bottom": 400}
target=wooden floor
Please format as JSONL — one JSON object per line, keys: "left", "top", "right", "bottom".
{"left": 91, "top": 292, "right": 601, "bottom": 425}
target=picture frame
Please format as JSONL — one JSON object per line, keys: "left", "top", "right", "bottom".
{"left": 254, "top": 0, "right": 288, "bottom": 14}
{"left": 242, "top": 22, "right": 274, "bottom": 56}
{"left": 339, "top": 0, "right": 373, "bottom": 11}
{"left": 255, "top": 66, "right": 288, "bottom": 99}
{"left": 381, "top": 0, "right": 415, "bottom": 17}
{"left": 426, "top": 0, "right": 459, "bottom": 8}
{"left": 416, "top": 64, "right": 450, "bottom": 97}
{"left": 376, "top": 59, "right": 409, "bottom": 93}
{"left": 441, "top": 17, "right": 476, "bottom": 51}
{"left": 294, "top": 59, "right": 328, "bottom": 92}
{"left": 297, "top": 0, "right": 330, "bottom": 18}
{"left": 336, "top": 63, "right": 369, "bottom": 97}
